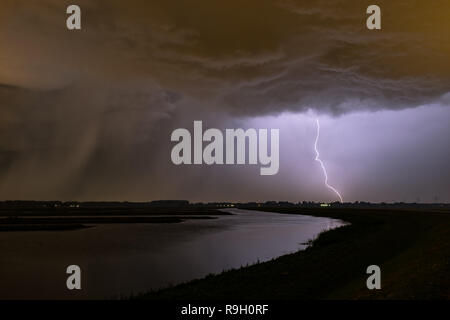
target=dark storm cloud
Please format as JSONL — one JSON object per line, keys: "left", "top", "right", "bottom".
{"left": 0, "top": 81, "right": 180, "bottom": 199}
{"left": 0, "top": 0, "right": 449, "bottom": 200}
{"left": 2, "top": 0, "right": 449, "bottom": 112}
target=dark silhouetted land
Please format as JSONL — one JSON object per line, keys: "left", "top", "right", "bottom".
{"left": 138, "top": 206, "right": 450, "bottom": 299}
{"left": 0, "top": 200, "right": 226, "bottom": 231}
{"left": 1, "top": 200, "right": 449, "bottom": 299}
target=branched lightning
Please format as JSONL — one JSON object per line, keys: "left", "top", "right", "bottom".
{"left": 314, "top": 118, "right": 343, "bottom": 203}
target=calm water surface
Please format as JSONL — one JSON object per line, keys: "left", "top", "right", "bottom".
{"left": 0, "top": 209, "right": 345, "bottom": 299}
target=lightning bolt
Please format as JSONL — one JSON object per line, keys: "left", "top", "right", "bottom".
{"left": 314, "top": 118, "right": 344, "bottom": 203}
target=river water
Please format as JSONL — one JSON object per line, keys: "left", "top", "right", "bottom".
{"left": 0, "top": 208, "right": 345, "bottom": 299}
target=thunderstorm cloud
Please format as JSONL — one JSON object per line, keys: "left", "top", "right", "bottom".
{"left": 0, "top": 0, "right": 449, "bottom": 201}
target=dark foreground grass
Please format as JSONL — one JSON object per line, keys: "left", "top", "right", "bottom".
{"left": 138, "top": 207, "right": 450, "bottom": 300}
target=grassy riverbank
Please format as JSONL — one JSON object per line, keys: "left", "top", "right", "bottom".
{"left": 139, "top": 207, "right": 450, "bottom": 299}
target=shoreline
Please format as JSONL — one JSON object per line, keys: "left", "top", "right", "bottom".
{"left": 137, "top": 206, "right": 450, "bottom": 300}
{"left": 0, "top": 206, "right": 228, "bottom": 231}
{"left": 0, "top": 216, "right": 219, "bottom": 232}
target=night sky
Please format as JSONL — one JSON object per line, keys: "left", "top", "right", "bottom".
{"left": 0, "top": 0, "right": 449, "bottom": 202}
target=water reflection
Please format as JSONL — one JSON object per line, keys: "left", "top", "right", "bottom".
{"left": 0, "top": 209, "right": 344, "bottom": 299}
